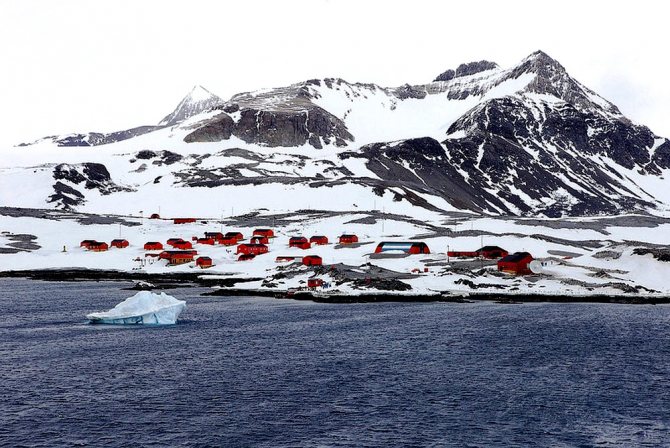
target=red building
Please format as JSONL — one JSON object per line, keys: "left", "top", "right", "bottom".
{"left": 149, "top": 213, "right": 161, "bottom": 219}
{"left": 173, "top": 218, "right": 196, "bottom": 224}
{"left": 238, "top": 254, "right": 256, "bottom": 261}
{"left": 80, "top": 240, "right": 97, "bottom": 248}
{"left": 250, "top": 235, "right": 269, "bottom": 244}
{"left": 219, "top": 237, "right": 238, "bottom": 246}
{"left": 225, "top": 232, "right": 244, "bottom": 242}
{"left": 498, "top": 252, "right": 534, "bottom": 275}
{"left": 88, "top": 241, "right": 109, "bottom": 252}
{"left": 158, "top": 250, "right": 197, "bottom": 260}
{"left": 289, "top": 236, "right": 309, "bottom": 247}
{"left": 167, "top": 238, "right": 185, "bottom": 247}
{"left": 205, "top": 232, "right": 224, "bottom": 241}
{"left": 253, "top": 229, "right": 274, "bottom": 238}
{"left": 289, "top": 237, "right": 311, "bottom": 249}
{"left": 448, "top": 246, "right": 508, "bottom": 259}
{"left": 173, "top": 241, "right": 193, "bottom": 250}
{"left": 308, "top": 278, "right": 324, "bottom": 288}
{"left": 144, "top": 242, "right": 164, "bottom": 250}
{"left": 478, "top": 246, "right": 509, "bottom": 259}
{"left": 197, "top": 238, "right": 215, "bottom": 245}
{"left": 310, "top": 235, "right": 329, "bottom": 245}
{"left": 196, "top": 256, "right": 213, "bottom": 268}
{"left": 110, "top": 239, "right": 129, "bottom": 249}
{"left": 339, "top": 234, "right": 359, "bottom": 244}
{"left": 167, "top": 252, "right": 194, "bottom": 265}
{"left": 236, "top": 243, "right": 269, "bottom": 255}
{"left": 447, "top": 250, "right": 479, "bottom": 258}
{"left": 303, "top": 255, "right": 323, "bottom": 266}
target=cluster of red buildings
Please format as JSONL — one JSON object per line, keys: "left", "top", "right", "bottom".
{"left": 81, "top": 239, "right": 131, "bottom": 252}
{"left": 447, "top": 245, "right": 534, "bottom": 275}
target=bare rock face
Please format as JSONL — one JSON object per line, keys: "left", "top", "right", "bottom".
{"left": 434, "top": 60, "right": 498, "bottom": 82}
{"left": 183, "top": 113, "right": 235, "bottom": 143}
{"left": 394, "top": 84, "right": 427, "bottom": 100}
{"left": 184, "top": 105, "right": 353, "bottom": 148}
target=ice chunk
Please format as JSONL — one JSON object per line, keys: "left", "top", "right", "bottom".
{"left": 87, "top": 291, "right": 186, "bottom": 325}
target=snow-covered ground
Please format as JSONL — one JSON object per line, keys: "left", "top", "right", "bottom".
{"left": 2, "top": 209, "right": 670, "bottom": 299}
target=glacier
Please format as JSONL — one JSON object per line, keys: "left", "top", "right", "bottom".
{"left": 87, "top": 291, "right": 186, "bottom": 325}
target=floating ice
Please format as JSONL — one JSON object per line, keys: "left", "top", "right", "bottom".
{"left": 87, "top": 291, "right": 186, "bottom": 325}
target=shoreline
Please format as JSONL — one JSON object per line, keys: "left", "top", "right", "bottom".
{"left": 2, "top": 268, "right": 669, "bottom": 305}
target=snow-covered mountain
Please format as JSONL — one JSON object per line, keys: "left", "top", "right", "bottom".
{"left": 159, "top": 85, "right": 223, "bottom": 126}
{"left": 6, "top": 51, "right": 670, "bottom": 218}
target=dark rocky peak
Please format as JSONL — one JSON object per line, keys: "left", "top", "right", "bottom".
{"left": 505, "top": 50, "right": 622, "bottom": 115}
{"left": 507, "top": 50, "right": 570, "bottom": 86}
{"left": 434, "top": 60, "right": 499, "bottom": 82}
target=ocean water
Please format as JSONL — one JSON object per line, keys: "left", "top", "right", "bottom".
{"left": 1, "top": 278, "right": 669, "bottom": 447}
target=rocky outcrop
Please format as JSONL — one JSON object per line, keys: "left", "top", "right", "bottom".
{"left": 184, "top": 105, "right": 353, "bottom": 148}
{"left": 434, "top": 60, "right": 499, "bottom": 82}
{"left": 48, "top": 181, "right": 85, "bottom": 209}
{"left": 50, "top": 163, "right": 132, "bottom": 209}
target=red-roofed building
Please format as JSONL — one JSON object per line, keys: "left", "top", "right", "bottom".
{"left": 250, "top": 235, "right": 269, "bottom": 244}
{"left": 498, "top": 252, "right": 534, "bottom": 275}
{"left": 196, "top": 256, "right": 213, "bottom": 268}
{"left": 88, "top": 242, "right": 109, "bottom": 252}
{"left": 110, "top": 239, "right": 129, "bottom": 249}
{"left": 253, "top": 229, "right": 274, "bottom": 238}
{"left": 339, "top": 234, "right": 358, "bottom": 244}
{"left": 310, "top": 236, "right": 329, "bottom": 245}
{"left": 173, "top": 218, "right": 196, "bottom": 224}
{"left": 303, "top": 255, "right": 322, "bottom": 266}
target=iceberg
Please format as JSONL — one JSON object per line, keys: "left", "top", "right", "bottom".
{"left": 87, "top": 291, "right": 186, "bottom": 325}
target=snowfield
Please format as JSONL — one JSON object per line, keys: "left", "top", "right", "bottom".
{"left": 2, "top": 208, "right": 670, "bottom": 300}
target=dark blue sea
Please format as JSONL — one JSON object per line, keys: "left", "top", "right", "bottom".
{"left": 1, "top": 278, "right": 669, "bottom": 447}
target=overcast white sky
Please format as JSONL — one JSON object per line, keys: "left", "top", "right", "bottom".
{"left": 0, "top": 0, "right": 667, "bottom": 147}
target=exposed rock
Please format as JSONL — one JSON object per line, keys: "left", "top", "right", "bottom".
{"left": 433, "top": 60, "right": 498, "bottom": 82}
{"left": 633, "top": 248, "right": 670, "bottom": 262}
{"left": 48, "top": 181, "right": 85, "bottom": 209}
{"left": 183, "top": 113, "right": 235, "bottom": 143}
{"left": 394, "top": 83, "right": 427, "bottom": 100}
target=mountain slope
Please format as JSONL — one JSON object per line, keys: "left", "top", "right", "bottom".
{"left": 7, "top": 51, "right": 670, "bottom": 218}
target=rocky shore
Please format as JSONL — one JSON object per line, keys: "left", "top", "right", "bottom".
{"left": 2, "top": 269, "right": 669, "bottom": 305}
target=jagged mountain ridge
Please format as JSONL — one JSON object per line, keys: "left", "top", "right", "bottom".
{"left": 10, "top": 50, "right": 670, "bottom": 217}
